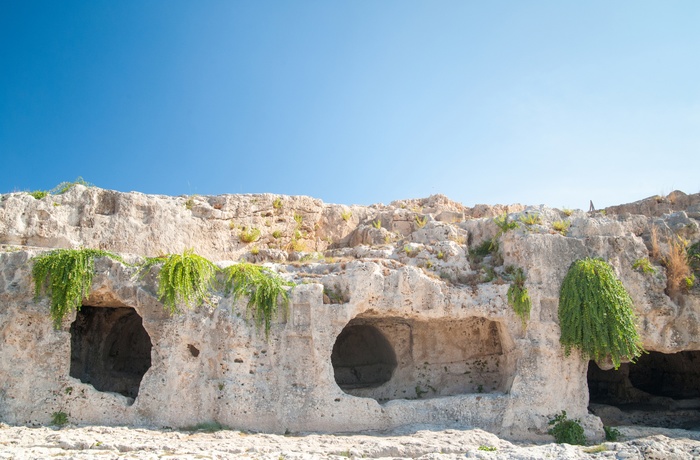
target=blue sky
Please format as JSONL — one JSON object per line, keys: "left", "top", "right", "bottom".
{"left": 1, "top": 1, "right": 698, "bottom": 210}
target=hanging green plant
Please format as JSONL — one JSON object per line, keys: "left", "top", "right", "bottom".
{"left": 140, "top": 249, "right": 217, "bottom": 314}
{"left": 32, "top": 248, "right": 124, "bottom": 328}
{"left": 223, "top": 262, "right": 294, "bottom": 338}
{"left": 507, "top": 267, "right": 531, "bottom": 327}
{"left": 558, "top": 257, "right": 644, "bottom": 369}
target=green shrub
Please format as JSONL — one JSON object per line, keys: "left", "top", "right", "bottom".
{"left": 471, "top": 239, "right": 493, "bottom": 258}
{"left": 51, "top": 411, "right": 69, "bottom": 427}
{"left": 604, "top": 425, "right": 621, "bottom": 442}
{"left": 141, "top": 249, "right": 217, "bottom": 314}
{"left": 372, "top": 219, "right": 382, "bottom": 229}
{"left": 32, "top": 248, "right": 124, "bottom": 328}
{"left": 507, "top": 268, "right": 531, "bottom": 327}
{"left": 29, "top": 190, "right": 48, "bottom": 199}
{"left": 223, "top": 262, "right": 294, "bottom": 338}
{"left": 478, "top": 445, "right": 497, "bottom": 452}
{"left": 272, "top": 230, "right": 283, "bottom": 239}
{"left": 272, "top": 197, "right": 283, "bottom": 210}
{"left": 341, "top": 210, "right": 352, "bottom": 222}
{"left": 494, "top": 213, "right": 518, "bottom": 234}
{"left": 559, "top": 258, "right": 644, "bottom": 369}
{"left": 689, "top": 242, "right": 700, "bottom": 275}
{"left": 548, "top": 411, "right": 586, "bottom": 445}
{"left": 632, "top": 258, "right": 656, "bottom": 275}
{"left": 415, "top": 215, "right": 428, "bottom": 228}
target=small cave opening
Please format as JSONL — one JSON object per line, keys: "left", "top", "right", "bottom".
{"left": 588, "top": 351, "right": 700, "bottom": 429}
{"left": 70, "top": 306, "right": 152, "bottom": 401}
{"left": 331, "top": 316, "right": 512, "bottom": 402}
{"left": 331, "top": 322, "right": 397, "bottom": 390}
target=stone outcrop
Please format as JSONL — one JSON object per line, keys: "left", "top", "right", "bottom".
{"left": 0, "top": 186, "right": 698, "bottom": 441}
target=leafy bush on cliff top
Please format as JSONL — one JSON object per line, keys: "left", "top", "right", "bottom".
{"left": 558, "top": 257, "right": 644, "bottom": 369}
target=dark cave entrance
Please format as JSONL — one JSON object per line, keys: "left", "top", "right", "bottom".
{"left": 70, "top": 306, "right": 152, "bottom": 401}
{"left": 331, "top": 322, "right": 397, "bottom": 391}
{"left": 588, "top": 351, "right": 700, "bottom": 429}
{"left": 331, "top": 316, "right": 512, "bottom": 401}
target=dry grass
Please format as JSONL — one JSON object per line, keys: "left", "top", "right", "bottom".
{"left": 664, "top": 237, "right": 693, "bottom": 301}
{"left": 650, "top": 226, "right": 661, "bottom": 261}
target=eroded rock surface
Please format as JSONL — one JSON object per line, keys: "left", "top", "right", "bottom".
{"left": 0, "top": 186, "right": 699, "bottom": 443}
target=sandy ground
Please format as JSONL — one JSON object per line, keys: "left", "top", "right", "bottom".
{"left": 2, "top": 424, "right": 700, "bottom": 460}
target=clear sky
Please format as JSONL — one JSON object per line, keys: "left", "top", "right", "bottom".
{"left": 1, "top": 1, "right": 698, "bottom": 210}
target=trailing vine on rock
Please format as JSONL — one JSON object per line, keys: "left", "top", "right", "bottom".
{"left": 507, "top": 267, "right": 531, "bottom": 327}
{"left": 140, "top": 249, "right": 217, "bottom": 314}
{"left": 223, "top": 262, "right": 294, "bottom": 338}
{"left": 32, "top": 248, "right": 124, "bottom": 328}
{"left": 558, "top": 257, "right": 644, "bottom": 369}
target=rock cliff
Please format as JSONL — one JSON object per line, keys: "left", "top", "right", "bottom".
{"left": 1, "top": 186, "right": 699, "bottom": 441}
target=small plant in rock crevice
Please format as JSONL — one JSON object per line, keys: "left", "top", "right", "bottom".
{"left": 32, "top": 248, "right": 125, "bottom": 328}
{"left": 559, "top": 258, "right": 644, "bottom": 369}
{"left": 51, "top": 411, "right": 69, "bottom": 427}
{"left": 547, "top": 411, "right": 586, "bottom": 445}
{"left": 50, "top": 177, "right": 92, "bottom": 195}
{"left": 552, "top": 220, "right": 571, "bottom": 236}
{"left": 372, "top": 219, "right": 382, "bottom": 229}
{"left": 341, "top": 210, "right": 352, "bottom": 222}
{"left": 663, "top": 236, "right": 695, "bottom": 300}
{"left": 415, "top": 215, "right": 428, "bottom": 229}
{"left": 632, "top": 258, "right": 656, "bottom": 275}
{"left": 469, "top": 239, "right": 494, "bottom": 264}
{"left": 689, "top": 241, "right": 700, "bottom": 270}
{"left": 29, "top": 190, "right": 48, "bottom": 199}
{"left": 507, "top": 267, "right": 531, "bottom": 327}
{"left": 240, "top": 227, "right": 261, "bottom": 243}
{"left": 491, "top": 213, "right": 518, "bottom": 250}
{"left": 519, "top": 213, "right": 541, "bottom": 226}
{"left": 272, "top": 197, "right": 283, "bottom": 210}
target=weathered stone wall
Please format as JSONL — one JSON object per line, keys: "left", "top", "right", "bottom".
{"left": 0, "top": 186, "right": 698, "bottom": 441}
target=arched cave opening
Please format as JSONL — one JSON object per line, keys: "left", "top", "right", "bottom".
{"left": 70, "top": 306, "right": 152, "bottom": 401}
{"left": 588, "top": 351, "right": 700, "bottom": 429}
{"left": 331, "top": 316, "right": 512, "bottom": 402}
{"left": 331, "top": 322, "right": 397, "bottom": 391}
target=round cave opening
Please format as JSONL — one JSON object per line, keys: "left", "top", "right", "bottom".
{"left": 588, "top": 351, "right": 700, "bottom": 430}
{"left": 70, "top": 306, "right": 152, "bottom": 400}
{"left": 331, "top": 322, "right": 397, "bottom": 392}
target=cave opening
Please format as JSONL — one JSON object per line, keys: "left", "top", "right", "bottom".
{"left": 70, "top": 306, "right": 152, "bottom": 401}
{"left": 331, "top": 316, "right": 512, "bottom": 402}
{"left": 331, "top": 322, "right": 397, "bottom": 390}
{"left": 588, "top": 351, "right": 700, "bottom": 429}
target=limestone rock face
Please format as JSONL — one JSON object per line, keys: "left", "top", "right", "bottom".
{"left": 0, "top": 186, "right": 699, "bottom": 441}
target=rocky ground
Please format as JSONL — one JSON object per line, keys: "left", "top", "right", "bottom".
{"left": 1, "top": 424, "right": 700, "bottom": 460}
